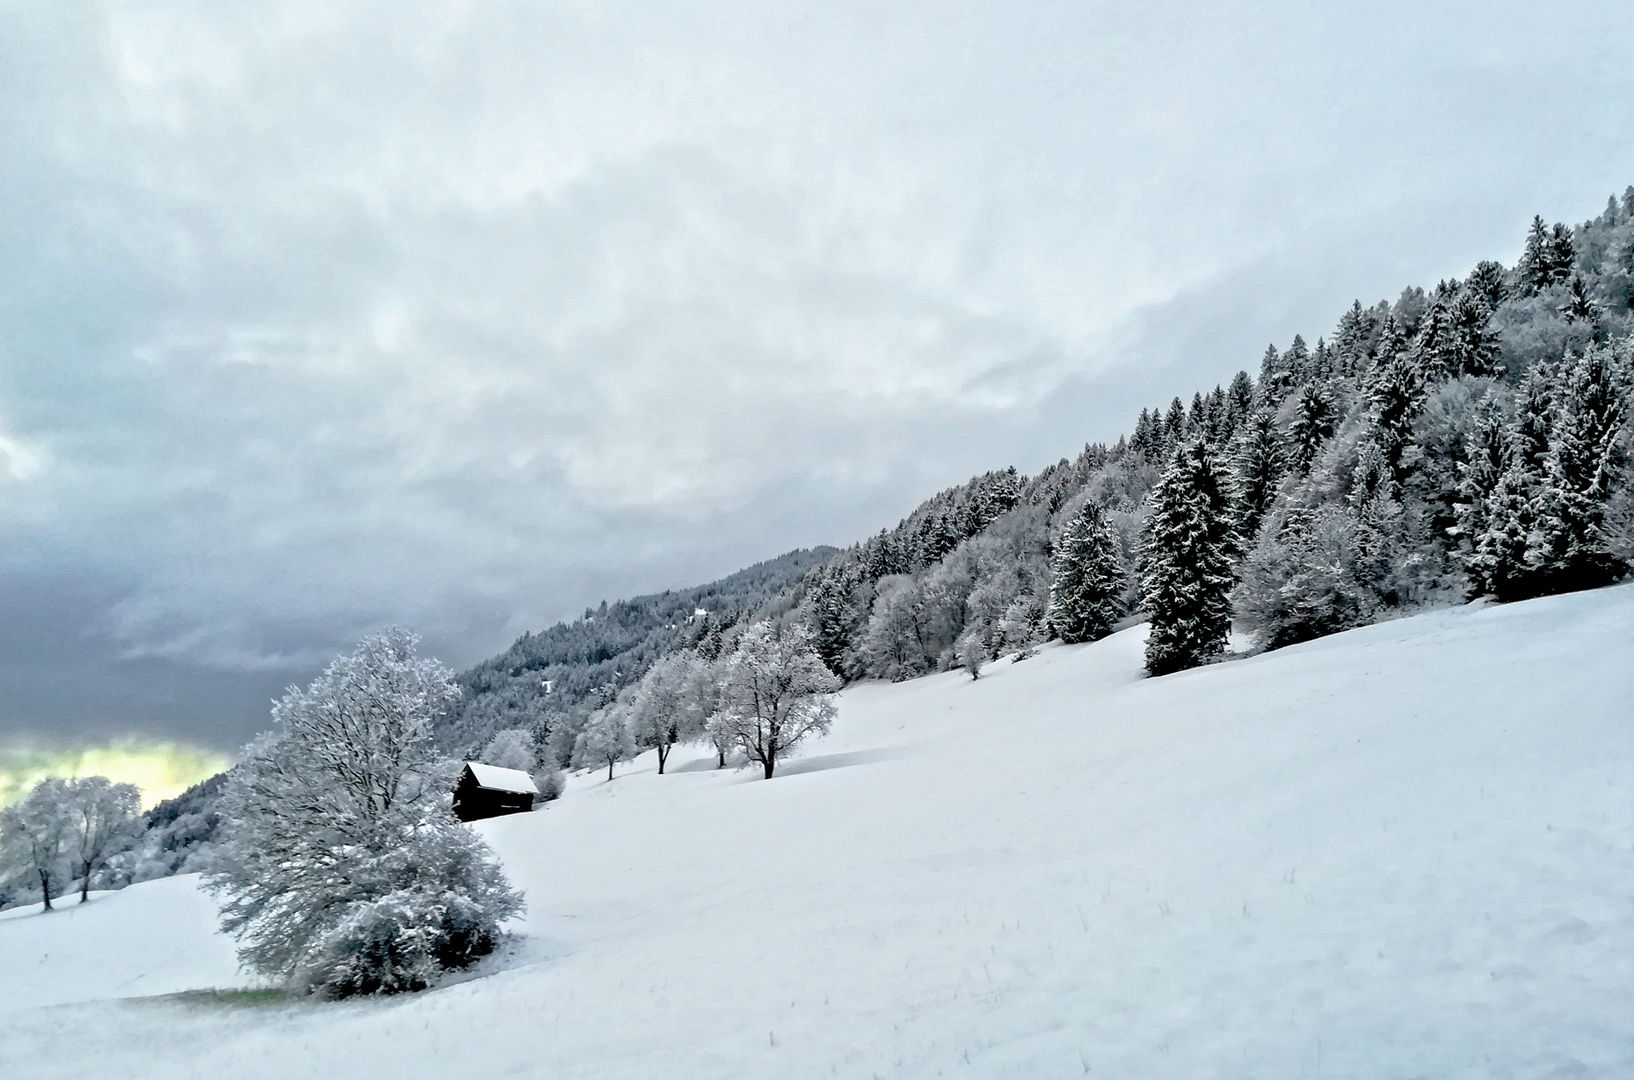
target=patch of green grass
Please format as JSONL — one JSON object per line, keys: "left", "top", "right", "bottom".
{"left": 164, "top": 987, "right": 293, "bottom": 1008}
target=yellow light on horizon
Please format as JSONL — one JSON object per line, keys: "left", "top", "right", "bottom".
{"left": 0, "top": 740, "right": 232, "bottom": 810}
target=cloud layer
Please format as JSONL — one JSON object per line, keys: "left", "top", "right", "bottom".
{"left": 1, "top": 1, "right": 1631, "bottom": 747}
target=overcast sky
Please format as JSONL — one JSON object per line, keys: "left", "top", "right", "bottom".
{"left": 2, "top": 0, "right": 1632, "bottom": 754}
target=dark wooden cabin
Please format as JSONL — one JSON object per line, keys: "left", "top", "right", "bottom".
{"left": 452, "top": 761, "right": 539, "bottom": 822}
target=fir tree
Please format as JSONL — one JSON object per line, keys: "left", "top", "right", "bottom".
{"left": 1464, "top": 261, "right": 1508, "bottom": 309}
{"left": 1046, "top": 500, "right": 1124, "bottom": 644}
{"left": 1140, "top": 441, "right": 1237, "bottom": 676}
{"left": 1560, "top": 275, "right": 1599, "bottom": 325}
{"left": 1287, "top": 384, "right": 1337, "bottom": 476}
{"left": 1233, "top": 408, "right": 1283, "bottom": 540}
{"left": 1445, "top": 291, "right": 1502, "bottom": 377}
{"left": 1526, "top": 347, "right": 1629, "bottom": 594}
{"left": 1224, "top": 371, "right": 1256, "bottom": 433}
{"left": 1333, "top": 301, "right": 1370, "bottom": 378}
{"left": 1259, "top": 344, "right": 1290, "bottom": 401}
{"left": 1364, "top": 316, "right": 1425, "bottom": 489}
{"left": 1163, "top": 396, "right": 1188, "bottom": 446}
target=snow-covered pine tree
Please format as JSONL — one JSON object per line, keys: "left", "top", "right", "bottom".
{"left": 1469, "top": 365, "right": 1557, "bottom": 599}
{"left": 1516, "top": 216, "right": 1557, "bottom": 295}
{"left": 1524, "top": 345, "right": 1630, "bottom": 594}
{"left": 1363, "top": 316, "right": 1425, "bottom": 490}
{"left": 1225, "top": 370, "right": 1256, "bottom": 434}
{"left": 1046, "top": 499, "right": 1124, "bottom": 644}
{"left": 1232, "top": 408, "right": 1283, "bottom": 540}
{"left": 1287, "top": 384, "right": 1337, "bottom": 476}
{"left": 206, "top": 629, "right": 521, "bottom": 998}
{"left": 1164, "top": 396, "right": 1188, "bottom": 446}
{"left": 1445, "top": 290, "right": 1503, "bottom": 378}
{"left": 1258, "top": 344, "right": 1289, "bottom": 402}
{"left": 1140, "top": 440, "right": 1237, "bottom": 676}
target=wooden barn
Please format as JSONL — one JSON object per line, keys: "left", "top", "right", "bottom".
{"left": 451, "top": 761, "right": 539, "bottom": 822}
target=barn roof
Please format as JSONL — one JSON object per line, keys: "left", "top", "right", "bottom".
{"left": 463, "top": 761, "right": 540, "bottom": 795}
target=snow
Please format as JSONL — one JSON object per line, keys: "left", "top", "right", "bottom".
{"left": 465, "top": 761, "right": 540, "bottom": 794}
{"left": 3, "top": 585, "right": 1631, "bottom": 1078}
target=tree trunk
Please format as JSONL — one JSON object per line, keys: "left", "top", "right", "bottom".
{"left": 607, "top": 758, "right": 615, "bottom": 782}
{"left": 81, "top": 862, "right": 92, "bottom": 903}
{"left": 762, "top": 756, "right": 775, "bottom": 780}
{"left": 717, "top": 747, "right": 725, "bottom": 769}
{"left": 38, "top": 868, "right": 52, "bottom": 911}
{"left": 657, "top": 743, "right": 668, "bottom": 775}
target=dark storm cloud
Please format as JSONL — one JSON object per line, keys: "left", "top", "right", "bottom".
{"left": 0, "top": 1, "right": 1631, "bottom": 750}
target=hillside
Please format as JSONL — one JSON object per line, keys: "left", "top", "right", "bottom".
{"left": 3, "top": 584, "right": 1630, "bottom": 1078}
{"left": 438, "top": 546, "right": 837, "bottom": 758}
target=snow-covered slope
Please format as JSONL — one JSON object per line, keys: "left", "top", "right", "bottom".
{"left": 3, "top": 587, "right": 1631, "bottom": 1079}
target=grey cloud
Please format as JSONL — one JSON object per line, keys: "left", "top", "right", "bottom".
{"left": 1, "top": 1, "right": 1631, "bottom": 749}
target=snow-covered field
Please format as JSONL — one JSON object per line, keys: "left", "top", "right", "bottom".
{"left": 3, "top": 587, "right": 1631, "bottom": 1079}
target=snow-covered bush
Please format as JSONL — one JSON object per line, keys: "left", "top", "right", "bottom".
{"left": 207, "top": 629, "right": 522, "bottom": 997}
{"left": 294, "top": 813, "right": 519, "bottom": 998}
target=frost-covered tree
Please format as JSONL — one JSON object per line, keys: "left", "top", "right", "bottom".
{"left": 1046, "top": 500, "right": 1123, "bottom": 643}
{"left": 710, "top": 623, "right": 840, "bottom": 779}
{"left": 627, "top": 652, "right": 707, "bottom": 774}
{"left": 955, "top": 630, "right": 984, "bottom": 678}
{"left": 1235, "top": 506, "right": 1379, "bottom": 650}
{"left": 0, "top": 778, "right": 71, "bottom": 910}
{"left": 481, "top": 729, "right": 561, "bottom": 801}
{"left": 206, "top": 629, "right": 521, "bottom": 998}
{"left": 480, "top": 729, "right": 538, "bottom": 772}
{"left": 1141, "top": 441, "right": 1237, "bottom": 676}
{"left": 61, "top": 776, "right": 142, "bottom": 903}
{"left": 576, "top": 703, "right": 636, "bottom": 781}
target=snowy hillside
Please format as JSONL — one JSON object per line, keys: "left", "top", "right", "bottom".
{"left": 3, "top": 586, "right": 1631, "bottom": 1079}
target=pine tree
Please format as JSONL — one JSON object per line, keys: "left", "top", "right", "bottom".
{"left": 1333, "top": 301, "right": 1370, "bottom": 378}
{"left": 1287, "top": 384, "right": 1337, "bottom": 476}
{"left": 1046, "top": 500, "right": 1124, "bottom": 644}
{"left": 806, "top": 567, "right": 851, "bottom": 676}
{"left": 1224, "top": 371, "right": 1256, "bottom": 433}
{"left": 1517, "top": 216, "right": 1554, "bottom": 295}
{"left": 1445, "top": 291, "right": 1502, "bottom": 377}
{"left": 1464, "top": 261, "right": 1508, "bottom": 309}
{"left": 1454, "top": 399, "right": 1512, "bottom": 592}
{"left": 1140, "top": 441, "right": 1237, "bottom": 676}
{"left": 1283, "top": 334, "right": 1311, "bottom": 385}
{"left": 1364, "top": 316, "right": 1425, "bottom": 489}
{"left": 1560, "top": 275, "right": 1599, "bottom": 325}
{"left": 1259, "top": 344, "right": 1290, "bottom": 401}
{"left": 1163, "top": 397, "right": 1188, "bottom": 446}
{"left": 1526, "top": 346, "right": 1629, "bottom": 594}
{"left": 1233, "top": 408, "right": 1283, "bottom": 540}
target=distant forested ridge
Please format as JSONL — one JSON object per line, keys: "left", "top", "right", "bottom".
{"left": 446, "top": 187, "right": 1633, "bottom": 763}
{"left": 435, "top": 548, "right": 837, "bottom": 761}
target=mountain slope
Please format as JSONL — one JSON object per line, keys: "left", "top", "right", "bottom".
{"left": 3, "top": 585, "right": 1630, "bottom": 1078}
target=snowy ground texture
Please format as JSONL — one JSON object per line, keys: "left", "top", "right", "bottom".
{"left": 3, "top": 586, "right": 1631, "bottom": 1079}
